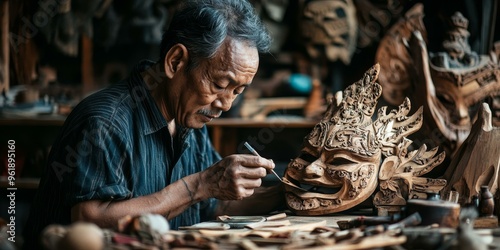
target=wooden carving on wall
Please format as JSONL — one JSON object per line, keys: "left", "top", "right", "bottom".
{"left": 299, "top": 0, "right": 357, "bottom": 65}
{"left": 353, "top": 0, "right": 405, "bottom": 49}
{"left": 283, "top": 64, "right": 446, "bottom": 215}
{"left": 297, "top": 0, "right": 358, "bottom": 118}
{"left": 376, "top": 8, "right": 500, "bottom": 170}
{"left": 442, "top": 103, "right": 500, "bottom": 215}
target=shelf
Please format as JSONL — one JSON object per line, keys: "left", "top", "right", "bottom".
{"left": 206, "top": 117, "right": 318, "bottom": 128}
{"left": 207, "top": 117, "right": 317, "bottom": 157}
{"left": 0, "top": 176, "right": 40, "bottom": 189}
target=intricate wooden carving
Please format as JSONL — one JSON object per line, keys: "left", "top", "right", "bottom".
{"left": 284, "top": 64, "right": 446, "bottom": 215}
{"left": 374, "top": 138, "right": 446, "bottom": 208}
{"left": 375, "top": 3, "right": 426, "bottom": 106}
{"left": 431, "top": 12, "right": 479, "bottom": 69}
{"left": 442, "top": 103, "right": 500, "bottom": 212}
{"left": 353, "top": 0, "right": 405, "bottom": 49}
{"left": 299, "top": 0, "right": 357, "bottom": 65}
{"left": 378, "top": 8, "right": 500, "bottom": 168}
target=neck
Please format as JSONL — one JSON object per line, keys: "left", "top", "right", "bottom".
{"left": 141, "top": 63, "right": 174, "bottom": 122}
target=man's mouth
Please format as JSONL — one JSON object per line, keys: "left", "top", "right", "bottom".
{"left": 198, "top": 110, "right": 222, "bottom": 121}
{"left": 206, "top": 114, "right": 219, "bottom": 119}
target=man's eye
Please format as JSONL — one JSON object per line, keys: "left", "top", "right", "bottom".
{"left": 214, "top": 83, "right": 225, "bottom": 90}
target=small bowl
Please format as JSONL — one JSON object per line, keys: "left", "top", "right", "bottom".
{"left": 406, "top": 199, "right": 460, "bottom": 228}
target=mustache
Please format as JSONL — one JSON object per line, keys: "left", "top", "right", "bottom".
{"left": 197, "top": 109, "right": 222, "bottom": 117}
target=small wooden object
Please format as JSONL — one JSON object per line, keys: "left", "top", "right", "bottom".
{"left": 406, "top": 199, "right": 460, "bottom": 228}
{"left": 473, "top": 217, "right": 499, "bottom": 229}
{"left": 479, "top": 186, "right": 495, "bottom": 217}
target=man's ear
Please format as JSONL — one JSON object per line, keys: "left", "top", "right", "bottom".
{"left": 164, "top": 44, "right": 189, "bottom": 78}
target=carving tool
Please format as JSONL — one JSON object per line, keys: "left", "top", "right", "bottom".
{"left": 244, "top": 142, "right": 282, "bottom": 182}
{"left": 244, "top": 142, "right": 309, "bottom": 192}
{"left": 217, "top": 212, "right": 288, "bottom": 229}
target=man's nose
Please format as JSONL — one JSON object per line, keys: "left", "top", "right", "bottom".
{"left": 213, "top": 94, "right": 234, "bottom": 112}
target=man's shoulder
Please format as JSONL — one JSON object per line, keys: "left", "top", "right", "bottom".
{"left": 64, "top": 81, "right": 136, "bottom": 129}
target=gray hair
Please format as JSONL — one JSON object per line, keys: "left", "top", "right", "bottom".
{"left": 159, "top": 0, "right": 271, "bottom": 72}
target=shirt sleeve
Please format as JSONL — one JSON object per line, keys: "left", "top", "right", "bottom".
{"left": 53, "top": 116, "right": 133, "bottom": 207}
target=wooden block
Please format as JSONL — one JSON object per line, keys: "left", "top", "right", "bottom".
{"left": 474, "top": 216, "right": 499, "bottom": 229}
{"left": 375, "top": 205, "right": 402, "bottom": 216}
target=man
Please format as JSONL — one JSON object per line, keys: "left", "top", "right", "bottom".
{"left": 24, "top": 0, "right": 283, "bottom": 245}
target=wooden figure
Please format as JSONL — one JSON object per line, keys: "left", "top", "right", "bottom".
{"left": 442, "top": 103, "right": 500, "bottom": 222}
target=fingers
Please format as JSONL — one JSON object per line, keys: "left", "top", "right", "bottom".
{"left": 215, "top": 180, "right": 260, "bottom": 200}
{"left": 205, "top": 154, "right": 275, "bottom": 200}
{"left": 229, "top": 154, "right": 275, "bottom": 171}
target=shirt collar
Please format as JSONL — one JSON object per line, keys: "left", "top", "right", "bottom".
{"left": 128, "top": 60, "right": 169, "bottom": 135}
{"left": 129, "top": 60, "right": 192, "bottom": 138}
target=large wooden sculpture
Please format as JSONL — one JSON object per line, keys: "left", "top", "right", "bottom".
{"left": 283, "top": 64, "right": 446, "bottom": 215}
{"left": 442, "top": 103, "right": 500, "bottom": 213}
{"left": 376, "top": 8, "right": 500, "bottom": 168}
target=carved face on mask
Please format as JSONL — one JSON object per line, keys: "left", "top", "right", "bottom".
{"left": 299, "top": 0, "right": 357, "bottom": 64}
{"left": 379, "top": 9, "right": 500, "bottom": 163}
{"left": 284, "top": 64, "right": 430, "bottom": 215}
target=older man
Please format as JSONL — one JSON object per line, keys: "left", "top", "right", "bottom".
{"left": 24, "top": 0, "right": 283, "bottom": 246}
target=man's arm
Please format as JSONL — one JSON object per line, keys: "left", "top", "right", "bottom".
{"left": 71, "top": 172, "right": 205, "bottom": 228}
{"left": 71, "top": 154, "right": 274, "bottom": 228}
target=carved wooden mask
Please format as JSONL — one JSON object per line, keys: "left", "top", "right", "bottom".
{"left": 378, "top": 8, "right": 500, "bottom": 160}
{"left": 284, "top": 64, "right": 438, "bottom": 215}
{"left": 299, "top": 0, "right": 357, "bottom": 64}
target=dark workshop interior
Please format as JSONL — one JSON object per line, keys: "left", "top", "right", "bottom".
{"left": 1, "top": 0, "right": 500, "bottom": 249}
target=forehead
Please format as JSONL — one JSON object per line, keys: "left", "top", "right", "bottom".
{"left": 208, "top": 39, "right": 259, "bottom": 75}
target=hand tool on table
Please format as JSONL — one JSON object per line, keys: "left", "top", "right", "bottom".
{"left": 363, "top": 212, "right": 422, "bottom": 236}
{"left": 217, "top": 212, "right": 287, "bottom": 229}
{"left": 337, "top": 214, "right": 402, "bottom": 230}
{"left": 178, "top": 222, "right": 231, "bottom": 230}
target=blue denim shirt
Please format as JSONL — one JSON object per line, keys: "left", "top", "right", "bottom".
{"left": 24, "top": 61, "right": 221, "bottom": 243}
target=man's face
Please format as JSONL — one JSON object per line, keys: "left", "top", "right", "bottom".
{"left": 174, "top": 39, "right": 259, "bottom": 128}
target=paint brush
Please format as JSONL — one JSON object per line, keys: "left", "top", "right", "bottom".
{"left": 243, "top": 142, "right": 283, "bottom": 182}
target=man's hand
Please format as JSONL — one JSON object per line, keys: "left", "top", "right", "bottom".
{"left": 200, "top": 154, "right": 275, "bottom": 200}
